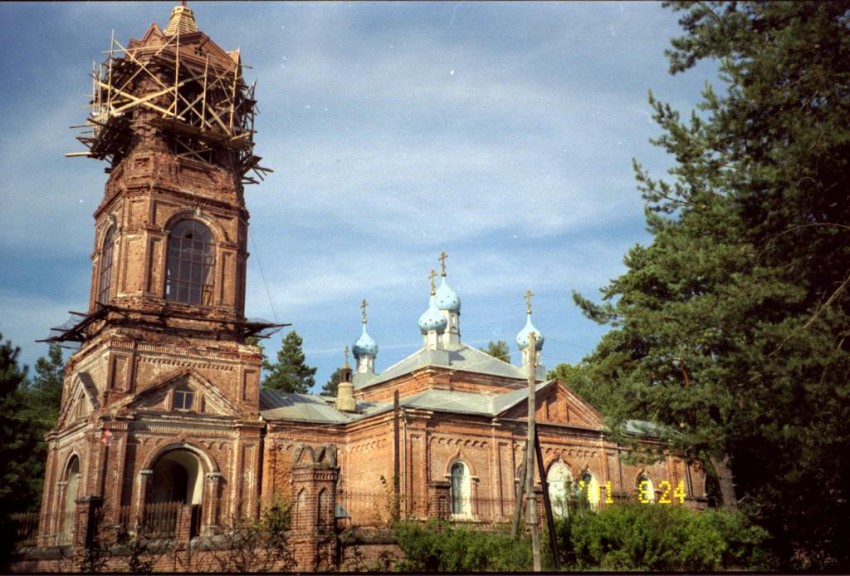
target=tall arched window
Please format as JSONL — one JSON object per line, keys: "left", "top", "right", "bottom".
{"left": 637, "top": 474, "right": 655, "bottom": 504}
{"left": 318, "top": 488, "right": 330, "bottom": 527}
{"left": 450, "top": 461, "right": 471, "bottom": 517}
{"left": 166, "top": 220, "right": 215, "bottom": 306}
{"left": 579, "top": 471, "right": 600, "bottom": 510}
{"left": 97, "top": 227, "right": 115, "bottom": 307}
{"left": 547, "top": 461, "right": 573, "bottom": 518}
{"left": 62, "top": 456, "right": 81, "bottom": 544}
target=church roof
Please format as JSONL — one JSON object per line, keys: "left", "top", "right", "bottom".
{"left": 353, "top": 342, "right": 528, "bottom": 389}
{"left": 260, "top": 380, "right": 566, "bottom": 424}
{"left": 399, "top": 380, "right": 556, "bottom": 416}
{"left": 260, "top": 389, "right": 381, "bottom": 423}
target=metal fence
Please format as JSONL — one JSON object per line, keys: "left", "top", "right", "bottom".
{"left": 10, "top": 500, "right": 201, "bottom": 548}
{"left": 139, "top": 501, "right": 183, "bottom": 538}
{"left": 9, "top": 510, "right": 75, "bottom": 547}
{"left": 335, "top": 492, "right": 519, "bottom": 527}
{"left": 9, "top": 512, "right": 40, "bottom": 546}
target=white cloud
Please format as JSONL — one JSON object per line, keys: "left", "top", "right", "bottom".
{"left": 0, "top": 2, "right": 718, "bottom": 389}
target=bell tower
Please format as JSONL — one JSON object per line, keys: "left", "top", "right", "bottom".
{"left": 39, "top": 5, "right": 277, "bottom": 544}
{"left": 56, "top": 3, "right": 274, "bottom": 407}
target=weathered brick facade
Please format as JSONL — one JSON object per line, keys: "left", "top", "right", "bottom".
{"left": 18, "top": 5, "right": 707, "bottom": 573}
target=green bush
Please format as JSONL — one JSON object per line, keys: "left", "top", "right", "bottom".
{"left": 555, "top": 504, "right": 773, "bottom": 571}
{"left": 394, "top": 519, "right": 532, "bottom": 572}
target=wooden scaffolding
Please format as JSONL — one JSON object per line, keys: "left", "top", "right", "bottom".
{"left": 68, "top": 26, "right": 271, "bottom": 185}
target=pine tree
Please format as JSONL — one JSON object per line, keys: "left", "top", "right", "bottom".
{"left": 480, "top": 340, "right": 511, "bottom": 363}
{"left": 574, "top": 1, "right": 850, "bottom": 569}
{"left": 18, "top": 344, "right": 65, "bottom": 511}
{"left": 0, "top": 333, "right": 32, "bottom": 566}
{"left": 27, "top": 343, "right": 64, "bottom": 422}
{"left": 320, "top": 368, "right": 345, "bottom": 397}
{"left": 262, "top": 331, "right": 317, "bottom": 394}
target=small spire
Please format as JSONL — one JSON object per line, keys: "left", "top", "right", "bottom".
{"left": 361, "top": 298, "right": 369, "bottom": 325}
{"left": 525, "top": 289, "right": 535, "bottom": 315}
{"left": 344, "top": 346, "right": 350, "bottom": 369}
{"left": 439, "top": 251, "right": 448, "bottom": 277}
{"left": 165, "top": 3, "right": 198, "bottom": 36}
{"left": 429, "top": 269, "right": 437, "bottom": 295}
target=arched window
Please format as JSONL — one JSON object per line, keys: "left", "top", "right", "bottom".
{"left": 579, "top": 471, "right": 600, "bottom": 510}
{"left": 318, "top": 488, "right": 330, "bottom": 527}
{"left": 62, "top": 456, "right": 81, "bottom": 544}
{"left": 637, "top": 474, "right": 655, "bottom": 504}
{"left": 166, "top": 220, "right": 215, "bottom": 306}
{"left": 450, "top": 461, "right": 471, "bottom": 517}
{"left": 547, "top": 461, "right": 573, "bottom": 518}
{"left": 97, "top": 227, "right": 115, "bottom": 307}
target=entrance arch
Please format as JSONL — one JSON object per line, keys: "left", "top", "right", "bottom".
{"left": 150, "top": 449, "right": 203, "bottom": 505}
{"left": 146, "top": 448, "right": 205, "bottom": 537}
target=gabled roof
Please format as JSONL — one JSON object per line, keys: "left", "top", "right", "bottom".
{"left": 397, "top": 380, "right": 554, "bottom": 416}
{"left": 260, "top": 389, "right": 385, "bottom": 424}
{"left": 112, "top": 367, "right": 243, "bottom": 417}
{"left": 354, "top": 343, "right": 528, "bottom": 389}
{"left": 260, "top": 379, "right": 606, "bottom": 432}
{"left": 56, "top": 371, "right": 99, "bottom": 429}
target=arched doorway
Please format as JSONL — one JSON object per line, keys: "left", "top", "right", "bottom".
{"left": 547, "top": 461, "right": 573, "bottom": 519}
{"left": 147, "top": 449, "right": 204, "bottom": 537}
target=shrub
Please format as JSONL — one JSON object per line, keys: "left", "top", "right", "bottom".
{"left": 395, "top": 519, "right": 532, "bottom": 572}
{"left": 556, "top": 504, "right": 772, "bottom": 571}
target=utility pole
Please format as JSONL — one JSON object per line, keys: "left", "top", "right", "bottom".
{"left": 526, "top": 331, "right": 541, "bottom": 572}
{"left": 511, "top": 455, "right": 526, "bottom": 538}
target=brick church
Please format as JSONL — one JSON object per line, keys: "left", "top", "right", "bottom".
{"left": 30, "top": 5, "right": 706, "bottom": 571}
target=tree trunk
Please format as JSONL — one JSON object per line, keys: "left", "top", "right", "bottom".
{"left": 708, "top": 452, "right": 737, "bottom": 510}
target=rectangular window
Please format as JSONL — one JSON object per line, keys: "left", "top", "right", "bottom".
{"left": 173, "top": 389, "right": 194, "bottom": 411}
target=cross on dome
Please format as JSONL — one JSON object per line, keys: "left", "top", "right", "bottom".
{"left": 353, "top": 298, "right": 378, "bottom": 361}
{"left": 517, "top": 288, "right": 544, "bottom": 353}
{"left": 439, "top": 251, "right": 448, "bottom": 277}
{"left": 429, "top": 269, "right": 437, "bottom": 295}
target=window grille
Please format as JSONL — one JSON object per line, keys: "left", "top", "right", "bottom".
{"left": 98, "top": 227, "right": 115, "bottom": 306}
{"left": 166, "top": 220, "right": 215, "bottom": 306}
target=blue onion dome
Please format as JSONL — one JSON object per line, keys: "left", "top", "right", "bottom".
{"left": 516, "top": 314, "right": 544, "bottom": 351}
{"left": 419, "top": 295, "right": 448, "bottom": 334}
{"left": 352, "top": 324, "right": 378, "bottom": 358}
{"left": 435, "top": 277, "right": 461, "bottom": 312}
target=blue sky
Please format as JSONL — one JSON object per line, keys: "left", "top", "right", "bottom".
{"left": 0, "top": 2, "right": 718, "bottom": 391}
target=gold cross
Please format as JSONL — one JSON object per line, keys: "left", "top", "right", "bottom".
{"left": 360, "top": 299, "right": 368, "bottom": 324}
{"left": 439, "top": 251, "right": 448, "bottom": 277}
{"left": 525, "top": 289, "right": 534, "bottom": 315}
{"left": 429, "top": 269, "right": 437, "bottom": 294}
